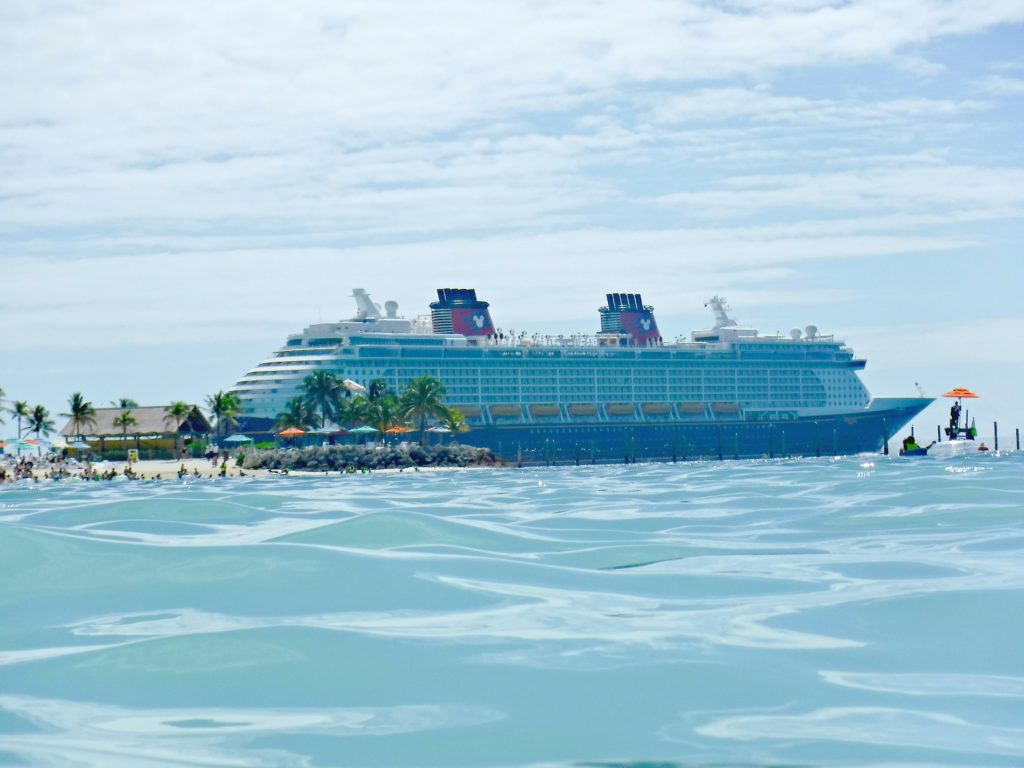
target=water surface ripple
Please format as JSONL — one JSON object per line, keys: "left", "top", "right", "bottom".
{"left": 1, "top": 454, "right": 1022, "bottom": 766}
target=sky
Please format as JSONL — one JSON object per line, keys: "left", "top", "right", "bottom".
{"left": 2, "top": 0, "right": 1023, "bottom": 444}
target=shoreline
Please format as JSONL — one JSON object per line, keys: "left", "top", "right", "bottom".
{"left": 1, "top": 456, "right": 505, "bottom": 484}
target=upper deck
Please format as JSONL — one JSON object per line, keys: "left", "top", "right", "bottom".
{"left": 230, "top": 289, "right": 871, "bottom": 423}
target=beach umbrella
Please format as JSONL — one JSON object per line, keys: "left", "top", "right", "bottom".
{"left": 23, "top": 438, "right": 44, "bottom": 455}
{"left": 69, "top": 440, "right": 91, "bottom": 450}
{"left": 342, "top": 379, "right": 366, "bottom": 394}
{"left": 224, "top": 434, "right": 253, "bottom": 444}
{"left": 384, "top": 426, "right": 411, "bottom": 434}
{"left": 277, "top": 427, "right": 306, "bottom": 437}
{"left": 941, "top": 387, "right": 979, "bottom": 399}
{"left": 348, "top": 425, "right": 379, "bottom": 434}
{"left": 427, "top": 426, "right": 451, "bottom": 433}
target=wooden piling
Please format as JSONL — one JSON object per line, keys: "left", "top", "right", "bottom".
{"left": 993, "top": 422, "right": 998, "bottom": 451}
{"left": 1016, "top": 428, "right": 1020, "bottom": 451}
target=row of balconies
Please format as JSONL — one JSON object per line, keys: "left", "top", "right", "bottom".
{"left": 448, "top": 402, "right": 747, "bottom": 426}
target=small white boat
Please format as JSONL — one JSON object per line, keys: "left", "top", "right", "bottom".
{"left": 931, "top": 387, "right": 990, "bottom": 457}
{"left": 928, "top": 438, "right": 991, "bottom": 457}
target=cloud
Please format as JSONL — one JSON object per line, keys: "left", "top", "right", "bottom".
{"left": 0, "top": 221, "right": 973, "bottom": 350}
{"left": 978, "top": 74, "right": 1024, "bottom": 95}
{"left": 1, "top": 0, "right": 1023, "bottom": 382}
{"left": 648, "top": 87, "right": 982, "bottom": 126}
{"left": 845, "top": 317, "right": 1024, "bottom": 368}
{"left": 655, "top": 163, "right": 1024, "bottom": 218}
{"left": 3, "top": 2, "right": 1023, "bottom": 224}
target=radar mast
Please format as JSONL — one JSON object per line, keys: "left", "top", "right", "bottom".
{"left": 352, "top": 289, "right": 382, "bottom": 320}
{"left": 706, "top": 296, "right": 737, "bottom": 329}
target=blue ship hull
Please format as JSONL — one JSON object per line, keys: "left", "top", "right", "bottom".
{"left": 453, "top": 399, "right": 928, "bottom": 463}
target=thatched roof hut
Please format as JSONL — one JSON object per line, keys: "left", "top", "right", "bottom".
{"left": 59, "top": 405, "right": 211, "bottom": 438}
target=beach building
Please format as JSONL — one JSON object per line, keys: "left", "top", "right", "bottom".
{"left": 58, "top": 405, "right": 212, "bottom": 460}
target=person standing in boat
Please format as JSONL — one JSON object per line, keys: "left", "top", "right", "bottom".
{"left": 949, "top": 402, "right": 961, "bottom": 431}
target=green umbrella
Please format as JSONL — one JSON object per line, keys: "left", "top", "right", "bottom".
{"left": 348, "top": 425, "right": 379, "bottom": 434}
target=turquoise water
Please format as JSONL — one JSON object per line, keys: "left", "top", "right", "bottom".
{"left": 1, "top": 454, "right": 1023, "bottom": 767}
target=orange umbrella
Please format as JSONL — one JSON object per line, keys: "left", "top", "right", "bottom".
{"left": 384, "top": 426, "right": 411, "bottom": 434}
{"left": 941, "top": 387, "right": 979, "bottom": 399}
{"left": 277, "top": 427, "right": 306, "bottom": 437}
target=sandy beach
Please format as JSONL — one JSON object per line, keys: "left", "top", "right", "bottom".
{"left": 121, "top": 458, "right": 271, "bottom": 480}
{"left": 2, "top": 455, "right": 501, "bottom": 483}
{"left": 0, "top": 456, "right": 268, "bottom": 483}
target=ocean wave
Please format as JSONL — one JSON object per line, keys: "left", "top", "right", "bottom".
{"left": 0, "top": 453, "right": 1021, "bottom": 766}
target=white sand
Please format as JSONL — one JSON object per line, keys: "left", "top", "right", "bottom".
{"left": 9, "top": 456, "right": 501, "bottom": 482}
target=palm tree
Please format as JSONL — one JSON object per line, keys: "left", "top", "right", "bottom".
{"left": 334, "top": 393, "right": 365, "bottom": 429}
{"left": 28, "top": 405, "right": 55, "bottom": 450}
{"left": 441, "top": 407, "right": 469, "bottom": 437}
{"left": 61, "top": 392, "right": 97, "bottom": 441}
{"left": 399, "top": 376, "right": 448, "bottom": 446}
{"left": 112, "top": 397, "right": 139, "bottom": 408}
{"left": 301, "top": 371, "right": 341, "bottom": 428}
{"left": 274, "top": 397, "right": 318, "bottom": 431}
{"left": 367, "top": 378, "right": 389, "bottom": 402}
{"left": 9, "top": 401, "right": 29, "bottom": 440}
{"left": 205, "top": 391, "right": 240, "bottom": 445}
{"left": 366, "top": 395, "right": 400, "bottom": 433}
{"left": 113, "top": 408, "right": 137, "bottom": 459}
{"left": 164, "top": 401, "right": 193, "bottom": 456}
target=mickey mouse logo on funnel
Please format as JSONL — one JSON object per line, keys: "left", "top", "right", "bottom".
{"left": 430, "top": 288, "right": 496, "bottom": 337}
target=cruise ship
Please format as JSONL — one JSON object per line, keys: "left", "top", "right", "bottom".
{"left": 228, "top": 288, "right": 931, "bottom": 461}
